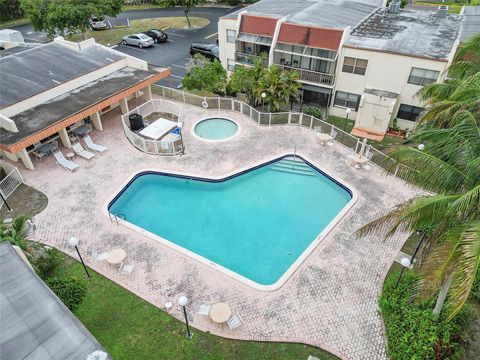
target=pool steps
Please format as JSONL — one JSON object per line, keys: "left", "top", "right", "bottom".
{"left": 270, "top": 158, "right": 316, "bottom": 176}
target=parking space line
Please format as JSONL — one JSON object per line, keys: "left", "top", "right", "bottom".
{"left": 167, "top": 32, "right": 187, "bottom": 38}
{"left": 170, "top": 75, "right": 184, "bottom": 79}
{"left": 118, "top": 45, "right": 149, "bottom": 53}
{"left": 172, "top": 64, "right": 187, "bottom": 69}
{"left": 177, "top": 84, "right": 183, "bottom": 89}
{"left": 161, "top": 26, "right": 170, "bottom": 31}
{"left": 204, "top": 32, "right": 218, "bottom": 39}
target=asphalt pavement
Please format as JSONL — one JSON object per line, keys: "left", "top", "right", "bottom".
{"left": 11, "top": 7, "right": 239, "bottom": 88}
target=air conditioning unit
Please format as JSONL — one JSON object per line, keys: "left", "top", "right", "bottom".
{"left": 388, "top": 0, "right": 401, "bottom": 14}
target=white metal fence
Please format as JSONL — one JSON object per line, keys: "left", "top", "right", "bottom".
{"left": 121, "top": 98, "right": 183, "bottom": 156}
{"left": 0, "top": 160, "right": 23, "bottom": 209}
{"left": 154, "top": 85, "right": 416, "bottom": 182}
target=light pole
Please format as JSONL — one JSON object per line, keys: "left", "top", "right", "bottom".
{"left": 68, "top": 237, "right": 90, "bottom": 278}
{"left": 177, "top": 122, "right": 184, "bottom": 155}
{"left": 417, "top": 143, "right": 425, "bottom": 151}
{"left": 394, "top": 257, "right": 411, "bottom": 289}
{"left": 178, "top": 296, "right": 193, "bottom": 339}
{"left": 411, "top": 230, "right": 426, "bottom": 265}
{"left": 0, "top": 191, "right": 12, "bottom": 212}
{"left": 261, "top": 92, "right": 266, "bottom": 112}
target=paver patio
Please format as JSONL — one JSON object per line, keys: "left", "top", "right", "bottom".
{"left": 19, "top": 95, "right": 423, "bottom": 359}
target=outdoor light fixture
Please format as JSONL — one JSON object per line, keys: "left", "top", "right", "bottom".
{"left": 178, "top": 296, "right": 193, "bottom": 339}
{"left": 418, "top": 143, "right": 425, "bottom": 151}
{"left": 394, "top": 257, "right": 411, "bottom": 288}
{"left": 261, "top": 92, "right": 267, "bottom": 112}
{"left": 68, "top": 237, "right": 90, "bottom": 278}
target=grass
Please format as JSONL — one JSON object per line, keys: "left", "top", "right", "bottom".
{"left": 54, "top": 255, "right": 338, "bottom": 360}
{"left": 413, "top": 0, "right": 480, "bottom": 13}
{"left": 0, "top": 17, "right": 29, "bottom": 29}
{"left": 67, "top": 17, "right": 209, "bottom": 45}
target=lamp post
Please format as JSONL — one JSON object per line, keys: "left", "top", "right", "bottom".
{"left": 417, "top": 143, "right": 425, "bottom": 151}
{"left": 411, "top": 230, "right": 426, "bottom": 265}
{"left": 0, "top": 191, "right": 12, "bottom": 212}
{"left": 394, "top": 257, "right": 411, "bottom": 289}
{"left": 68, "top": 237, "right": 90, "bottom": 278}
{"left": 178, "top": 295, "right": 193, "bottom": 339}
{"left": 261, "top": 92, "right": 266, "bottom": 112}
{"left": 177, "top": 122, "right": 184, "bottom": 155}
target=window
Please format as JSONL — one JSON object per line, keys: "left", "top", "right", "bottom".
{"left": 397, "top": 104, "right": 424, "bottom": 121}
{"left": 408, "top": 67, "right": 439, "bottom": 86}
{"left": 226, "top": 29, "right": 236, "bottom": 43}
{"left": 342, "top": 57, "right": 368, "bottom": 75}
{"left": 227, "top": 58, "right": 235, "bottom": 71}
{"left": 334, "top": 91, "right": 361, "bottom": 110}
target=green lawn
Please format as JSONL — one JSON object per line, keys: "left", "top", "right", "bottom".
{"left": 55, "top": 255, "right": 338, "bottom": 360}
{"left": 67, "top": 17, "right": 209, "bottom": 45}
{"left": 413, "top": 0, "right": 480, "bottom": 14}
{"left": 0, "top": 17, "right": 29, "bottom": 29}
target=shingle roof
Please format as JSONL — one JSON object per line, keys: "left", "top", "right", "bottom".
{"left": 277, "top": 23, "right": 344, "bottom": 50}
{"left": 240, "top": 14, "right": 278, "bottom": 36}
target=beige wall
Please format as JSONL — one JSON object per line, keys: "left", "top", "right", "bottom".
{"left": 218, "top": 18, "right": 239, "bottom": 72}
{"left": 330, "top": 47, "right": 450, "bottom": 131}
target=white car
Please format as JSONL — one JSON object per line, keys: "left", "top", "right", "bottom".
{"left": 121, "top": 33, "right": 154, "bottom": 48}
{"left": 89, "top": 17, "right": 107, "bottom": 30}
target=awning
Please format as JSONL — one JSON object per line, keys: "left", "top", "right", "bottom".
{"left": 236, "top": 33, "right": 273, "bottom": 46}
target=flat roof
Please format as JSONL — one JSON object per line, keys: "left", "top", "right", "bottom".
{"left": 0, "top": 43, "right": 41, "bottom": 57}
{"left": 223, "top": 0, "right": 383, "bottom": 29}
{"left": 0, "top": 42, "right": 124, "bottom": 109}
{"left": 0, "top": 242, "right": 109, "bottom": 359}
{"left": 0, "top": 67, "right": 163, "bottom": 147}
{"left": 345, "top": 8, "right": 462, "bottom": 59}
{"left": 460, "top": 6, "right": 480, "bottom": 40}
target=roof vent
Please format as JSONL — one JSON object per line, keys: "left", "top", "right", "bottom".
{"left": 437, "top": 5, "right": 448, "bottom": 17}
{"left": 388, "top": 0, "right": 401, "bottom": 14}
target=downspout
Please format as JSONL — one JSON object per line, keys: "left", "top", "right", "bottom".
{"left": 269, "top": 17, "right": 285, "bottom": 66}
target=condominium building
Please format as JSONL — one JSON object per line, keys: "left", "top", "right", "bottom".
{"left": 218, "top": 0, "right": 462, "bottom": 139}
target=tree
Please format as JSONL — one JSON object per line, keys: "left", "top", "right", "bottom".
{"left": 182, "top": 54, "right": 227, "bottom": 95}
{"left": 155, "top": 0, "right": 203, "bottom": 28}
{"left": 227, "top": 55, "right": 267, "bottom": 105}
{"left": 20, "top": 0, "right": 123, "bottom": 40}
{"left": 258, "top": 64, "right": 301, "bottom": 112}
{"left": 0, "top": 215, "right": 32, "bottom": 251}
{"left": 0, "top": 0, "right": 23, "bottom": 22}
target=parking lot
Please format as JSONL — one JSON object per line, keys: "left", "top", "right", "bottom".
{"left": 12, "top": 7, "right": 237, "bottom": 88}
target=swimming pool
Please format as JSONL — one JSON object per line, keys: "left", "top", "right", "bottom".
{"left": 193, "top": 118, "right": 238, "bottom": 141}
{"left": 108, "top": 156, "right": 355, "bottom": 290}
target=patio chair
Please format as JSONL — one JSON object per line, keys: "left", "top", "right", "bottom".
{"left": 227, "top": 312, "right": 244, "bottom": 330}
{"left": 313, "top": 126, "right": 323, "bottom": 133}
{"left": 32, "top": 150, "right": 46, "bottom": 160}
{"left": 69, "top": 133, "right": 79, "bottom": 143}
{"left": 72, "top": 143, "right": 95, "bottom": 160}
{"left": 197, "top": 301, "right": 212, "bottom": 316}
{"left": 53, "top": 151, "right": 79, "bottom": 172}
{"left": 94, "top": 251, "right": 109, "bottom": 261}
{"left": 83, "top": 135, "right": 107, "bottom": 153}
{"left": 119, "top": 263, "right": 134, "bottom": 275}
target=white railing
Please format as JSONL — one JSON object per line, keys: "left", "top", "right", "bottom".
{"left": 0, "top": 160, "right": 23, "bottom": 209}
{"left": 278, "top": 65, "right": 335, "bottom": 86}
{"left": 121, "top": 98, "right": 183, "bottom": 156}
{"left": 153, "top": 85, "right": 418, "bottom": 183}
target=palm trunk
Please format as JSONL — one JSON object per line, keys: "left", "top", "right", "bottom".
{"left": 184, "top": 8, "right": 191, "bottom": 28}
{"left": 433, "top": 274, "right": 453, "bottom": 315}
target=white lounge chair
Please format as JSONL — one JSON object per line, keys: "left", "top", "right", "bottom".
{"left": 53, "top": 151, "right": 79, "bottom": 172}
{"left": 119, "top": 263, "right": 134, "bottom": 275}
{"left": 197, "top": 301, "right": 212, "bottom": 316}
{"left": 72, "top": 143, "right": 95, "bottom": 160}
{"left": 227, "top": 312, "right": 244, "bottom": 330}
{"left": 83, "top": 135, "right": 107, "bottom": 153}
{"left": 95, "top": 251, "right": 109, "bottom": 261}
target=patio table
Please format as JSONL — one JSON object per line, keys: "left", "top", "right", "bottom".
{"left": 317, "top": 133, "right": 332, "bottom": 146}
{"left": 106, "top": 248, "right": 126, "bottom": 265}
{"left": 36, "top": 143, "right": 56, "bottom": 155}
{"left": 209, "top": 303, "right": 232, "bottom": 328}
{"left": 352, "top": 154, "right": 368, "bottom": 169}
{"left": 72, "top": 125, "right": 91, "bottom": 136}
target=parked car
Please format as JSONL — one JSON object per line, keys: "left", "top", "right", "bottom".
{"left": 121, "top": 33, "right": 154, "bottom": 48}
{"left": 142, "top": 29, "right": 168, "bottom": 43}
{"left": 189, "top": 42, "right": 220, "bottom": 61}
{"left": 89, "top": 16, "right": 108, "bottom": 30}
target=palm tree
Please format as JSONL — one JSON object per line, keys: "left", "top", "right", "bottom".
{"left": 258, "top": 64, "right": 301, "bottom": 112}
{"left": 0, "top": 215, "right": 32, "bottom": 251}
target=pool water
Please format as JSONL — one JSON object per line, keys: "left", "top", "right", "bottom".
{"left": 109, "top": 157, "right": 352, "bottom": 287}
{"left": 194, "top": 118, "right": 238, "bottom": 140}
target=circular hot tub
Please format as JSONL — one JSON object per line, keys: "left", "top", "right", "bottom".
{"left": 193, "top": 118, "right": 239, "bottom": 141}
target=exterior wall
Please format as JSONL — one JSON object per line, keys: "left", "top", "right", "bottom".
{"left": 218, "top": 18, "right": 239, "bottom": 72}
{"left": 330, "top": 46, "right": 450, "bottom": 131}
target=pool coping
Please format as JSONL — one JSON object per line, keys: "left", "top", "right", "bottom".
{"left": 103, "top": 152, "right": 358, "bottom": 292}
{"left": 190, "top": 116, "right": 241, "bottom": 143}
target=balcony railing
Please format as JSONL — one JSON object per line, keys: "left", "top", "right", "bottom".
{"left": 235, "top": 52, "right": 267, "bottom": 66}
{"left": 278, "top": 65, "right": 335, "bottom": 86}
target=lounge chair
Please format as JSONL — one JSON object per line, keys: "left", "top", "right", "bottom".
{"left": 72, "top": 143, "right": 95, "bottom": 160}
{"left": 53, "top": 151, "right": 79, "bottom": 172}
{"left": 227, "top": 312, "right": 244, "bottom": 330}
{"left": 83, "top": 135, "right": 107, "bottom": 153}
{"left": 119, "top": 263, "right": 134, "bottom": 275}
{"left": 197, "top": 301, "right": 212, "bottom": 316}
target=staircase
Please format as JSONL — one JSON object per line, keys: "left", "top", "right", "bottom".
{"left": 270, "top": 157, "right": 315, "bottom": 176}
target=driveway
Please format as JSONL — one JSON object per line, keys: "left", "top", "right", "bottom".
{"left": 11, "top": 7, "right": 238, "bottom": 88}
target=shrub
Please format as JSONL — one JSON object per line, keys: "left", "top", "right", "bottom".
{"left": 45, "top": 276, "right": 86, "bottom": 312}
{"left": 381, "top": 270, "right": 465, "bottom": 360}
{"left": 304, "top": 106, "right": 324, "bottom": 119}
{"left": 182, "top": 54, "right": 227, "bottom": 95}
{"left": 33, "top": 246, "right": 63, "bottom": 279}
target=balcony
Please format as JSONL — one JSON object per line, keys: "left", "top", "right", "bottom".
{"left": 278, "top": 65, "right": 335, "bottom": 87}
{"left": 235, "top": 52, "right": 268, "bottom": 66}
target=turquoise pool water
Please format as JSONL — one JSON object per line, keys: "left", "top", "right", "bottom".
{"left": 109, "top": 157, "right": 352, "bottom": 286}
{"left": 194, "top": 118, "right": 238, "bottom": 140}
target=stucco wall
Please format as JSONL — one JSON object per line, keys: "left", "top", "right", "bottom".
{"left": 218, "top": 18, "right": 238, "bottom": 72}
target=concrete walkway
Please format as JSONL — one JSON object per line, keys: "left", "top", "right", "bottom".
{"left": 22, "top": 96, "right": 423, "bottom": 359}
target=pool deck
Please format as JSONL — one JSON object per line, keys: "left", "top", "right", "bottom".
{"left": 22, "top": 95, "right": 423, "bottom": 359}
